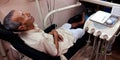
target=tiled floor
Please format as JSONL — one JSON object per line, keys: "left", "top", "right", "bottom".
{"left": 106, "top": 39, "right": 120, "bottom": 60}
{"left": 71, "top": 38, "right": 120, "bottom": 60}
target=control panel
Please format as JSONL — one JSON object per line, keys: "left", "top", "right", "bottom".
{"left": 84, "top": 11, "right": 120, "bottom": 41}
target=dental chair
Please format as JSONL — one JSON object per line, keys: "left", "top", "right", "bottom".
{"left": 0, "top": 10, "right": 88, "bottom": 60}
{"left": 0, "top": 22, "right": 60, "bottom": 60}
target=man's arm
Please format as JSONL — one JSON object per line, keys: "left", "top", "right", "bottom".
{"left": 49, "top": 30, "right": 63, "bottom": 56}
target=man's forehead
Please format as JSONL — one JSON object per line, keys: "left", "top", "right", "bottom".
{"left": 13, "top": 10, "right": 22, "bottom": 16}
{"left": 11, "top": 10, "right": 23, "bottom": 22}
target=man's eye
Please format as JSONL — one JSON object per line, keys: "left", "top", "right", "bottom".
{"left": 21, "top": 14, "right": 25, "bottom": 17}
{"left": 22, "top": 13, "right": 24, "bottom": 16}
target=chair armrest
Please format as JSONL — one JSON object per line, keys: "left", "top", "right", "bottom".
{"left": 44, "top": 24, "right": 57, "bottom": 33}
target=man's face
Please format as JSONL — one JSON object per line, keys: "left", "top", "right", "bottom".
{"left": 11, "top": 10, "right": 35, "bottom": 28}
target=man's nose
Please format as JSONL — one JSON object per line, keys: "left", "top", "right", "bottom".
{"left": 24, "top": 12, "right": 31, "bottom": 17}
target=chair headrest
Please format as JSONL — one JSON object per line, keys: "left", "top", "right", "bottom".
{"left": 0, "top": 22, "right": 6, "bottom": 29}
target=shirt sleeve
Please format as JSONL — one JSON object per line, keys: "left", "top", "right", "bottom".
{"left": 41, "top": 38, "right": 58, "bottom": 56}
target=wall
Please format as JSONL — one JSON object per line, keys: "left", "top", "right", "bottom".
{"left": 0, "top": 0, "right": 80, "bottom": 29}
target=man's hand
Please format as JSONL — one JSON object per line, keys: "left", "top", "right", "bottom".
{"left": 49, "top": 29, "right": 63, "bottom": 55}
{"left": 49, "top": 29, "right": 63, "bottom": 41}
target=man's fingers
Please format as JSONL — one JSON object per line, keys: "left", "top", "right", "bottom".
{"left": 58, "top": 34, "right": 63, "bottom": 41}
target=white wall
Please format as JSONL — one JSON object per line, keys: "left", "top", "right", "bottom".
{"left": 0, "top": 0, "right": 80, "bottom": 28}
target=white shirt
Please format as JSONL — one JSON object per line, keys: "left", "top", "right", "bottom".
{"left": 19, "top": 23, "right": 85, "bottom": 60}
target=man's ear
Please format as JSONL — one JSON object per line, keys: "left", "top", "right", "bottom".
{"left": 18, "top": 25, "right": 26, "bottom": 30}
